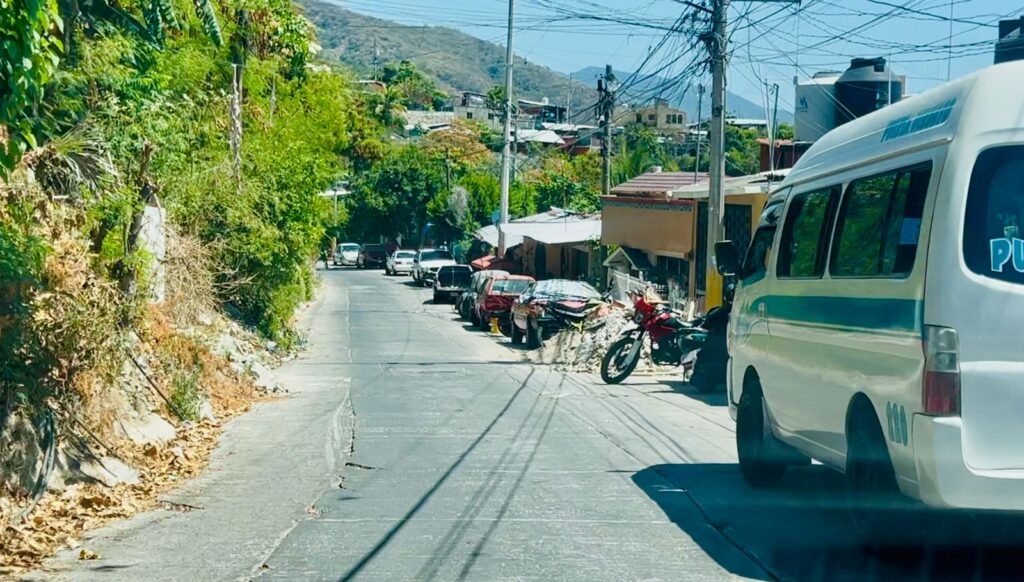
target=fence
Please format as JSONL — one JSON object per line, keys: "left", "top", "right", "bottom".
{"left": 608, "top": 270, "right": 697, "bottom": 318}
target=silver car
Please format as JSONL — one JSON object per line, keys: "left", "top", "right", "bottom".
{"left": 386, "top": 250, "right": 416, "bottom": 276}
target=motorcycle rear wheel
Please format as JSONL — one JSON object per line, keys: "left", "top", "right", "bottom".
{"left": 601, "top": 337, "right": 641, "bottom": 384}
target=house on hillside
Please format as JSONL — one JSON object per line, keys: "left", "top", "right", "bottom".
{"left": 403, "top": 110, "right": 456, "bottom": 136}
{"left": 615, "top": 98, "right": 688, "bottom": 136}
{"left": 453, "top": 92, "right": 567, "bottom": 132}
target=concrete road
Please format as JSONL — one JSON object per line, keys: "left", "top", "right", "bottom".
{"left": 39, "top": 269, "right": 1024, "bottom": 581}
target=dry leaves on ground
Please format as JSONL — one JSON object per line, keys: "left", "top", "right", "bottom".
{"left": 0, "top": 396, "right": 258, "bottom": 575}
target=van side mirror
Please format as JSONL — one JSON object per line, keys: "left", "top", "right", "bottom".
{"left": 715, "top": 241, "right": 740, "bottom": 276}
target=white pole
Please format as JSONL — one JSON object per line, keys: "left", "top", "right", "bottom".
{"left": 497, "top": 0, "right": 515, "bottom": 257}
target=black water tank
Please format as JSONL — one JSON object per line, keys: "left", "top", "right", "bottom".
{"left": 835, "top": 57, "right": 902, "bottom": 125}
{"left": 995, "top": 17, "right": 1024, "bottom": 64}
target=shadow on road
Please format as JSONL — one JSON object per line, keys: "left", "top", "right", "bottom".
{"left": 634, "top": 463, "right": 1024, "bottom": 581}
{"left": 650, "top": 379, "right": 728, "bottom": 406}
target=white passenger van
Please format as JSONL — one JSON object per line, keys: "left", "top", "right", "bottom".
{"left": 721, "top": 59, "right": 1024, "bottom": 523}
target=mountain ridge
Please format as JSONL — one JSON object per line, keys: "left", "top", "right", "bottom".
{"left": 571, "top": 66, "right": 793, "bottom": 123}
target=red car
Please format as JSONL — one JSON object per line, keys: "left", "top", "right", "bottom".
{"left": 474, "top": 275, "right": 535, "bottom": 334}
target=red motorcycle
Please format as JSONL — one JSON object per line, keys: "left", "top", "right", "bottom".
{"left": 600, "top": 289, "right": 708, "bottom": 384}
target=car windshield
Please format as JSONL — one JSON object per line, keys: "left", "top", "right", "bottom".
{"left": 395, "top": 251, "right": 415, "bottom": 259}
{"left": 339, "top": 244, "right": 359, "bottom": 252}
{"left": 533, "top": 280, "right": 600, "bottom": 299}
{"left": 420, "top": 250, "right": 453, "bottom": 261}
{"left": 491, "top": 279, "right": 532, "bottom": 293}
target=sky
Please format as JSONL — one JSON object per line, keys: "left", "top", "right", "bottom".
{"left": 328, "top": 0, "right": 1022, "bottom": 115}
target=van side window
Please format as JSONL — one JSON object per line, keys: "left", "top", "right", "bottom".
{"left": 831, "top": 163, "right": 931, "bottom": 278}
{"left": 741, "top": 227, "right": 776, "bottom": 282}
{"left": 963, "top": 146, "right": 1024, "bottom": 283}
{"left": 777, "top": 187, "right": 838, "bottom": 278}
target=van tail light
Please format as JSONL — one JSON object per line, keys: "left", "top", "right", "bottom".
{"left": 923, "top": 325, "right": 960, "bottom": 416}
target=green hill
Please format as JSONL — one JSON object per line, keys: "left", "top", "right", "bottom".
{"left": 302, "top": 1, "right": 597, "bottom": 116}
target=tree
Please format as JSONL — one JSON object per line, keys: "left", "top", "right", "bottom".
{"left": 723, "top": 125, "right": 761, "bottom": 176}
{"left": 368, "top": 85, "right": 407, "bottom": 128}
{"left": 380, "top": 60, "right": 446, "bottom": 110}
{"left": 420, "top": 119, "right": 493, "bottom": 174}
{"left": 612, "top": 124, "right": 676, "bottom": 184}
{"left": 347, "top": 144, "right": 445, "bottom": 242}
{"left": 777, "top": 122, "right": 794, "bottom": 141}
{"left": 0, "top": 0, "right": 63, "bottom": 173}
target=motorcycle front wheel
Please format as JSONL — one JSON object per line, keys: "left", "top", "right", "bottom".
{"left": 601, "top": 336, "right": 641, "bottom": 384}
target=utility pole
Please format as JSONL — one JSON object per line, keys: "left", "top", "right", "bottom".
{"left": 701, "top": 0, "right": 796, "bottom": 310}
{"left": 598, "top": 64, "right": 616, "bottom": 196}
{"left": 566, "top": 73, "right": 573, "bottom": 122}
{"left": 497, "top": 0, "right": 515, "bottom": 257}
{"left": 694, "top": 83, "right": 704, "bottom": 180}
{"left": 769, "top": 82, "right": 779, "bottom": 172}
{"left": 703, "top": 0, "right": 728, "bottom": 309}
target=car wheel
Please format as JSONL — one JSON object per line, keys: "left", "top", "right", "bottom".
{"left": 433, "top": 292, "right": 441, "bottom": 303}
{"left": 498, "top": 315, "right": 512, "bottom": 337}
{"left": 736, "top": 384, "right": 787, "bottom": 488}
{"left": 846, "top": 405, "right": 911, "bottom": 547}
{"left": 511, "top": 323, "right": 524, "bottom": 345}
{"left": 479, "top": 313, "right": 491, "bottom": 332}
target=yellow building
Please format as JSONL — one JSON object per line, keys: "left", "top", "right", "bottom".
{"left": 601, "top": 169, "right": 786, "bottom": 307}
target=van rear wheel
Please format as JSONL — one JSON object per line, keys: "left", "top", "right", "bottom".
{"left": 736, "top": 387, "right": 787, "bottom": 487}
{"left": 846, "top": 410, "right": 912, "bottom": 547}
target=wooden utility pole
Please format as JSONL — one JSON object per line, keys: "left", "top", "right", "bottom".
{"left": 497, "top": 0, "right": 515, "bottom": 257}
{"left": 599, "top": 65, "right": 616, "bottom": 196}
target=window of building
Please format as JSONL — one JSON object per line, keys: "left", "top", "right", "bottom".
{"left": 648, "top": 114, "right": 656, "bottom": 121}
{"left": 487, "top": 113, "right": 495, "bottom": 120}
{"left": 964, "top": 146, "right": 1024, "bottom": 284}
{"left": 777, "top": 187, "right": 839, "bottom": 278}
{"left": 831, "top": 163, "right": 932, "bottom": 278}
{"left": 636, "top": 113, "right": 642, "bottom": 124}
{"left": 466, "top": 111, "right": 473, "bottom": 120}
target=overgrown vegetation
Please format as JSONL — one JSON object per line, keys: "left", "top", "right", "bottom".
{"left": 0, "top": 0, "right": 387, "bottom": 423}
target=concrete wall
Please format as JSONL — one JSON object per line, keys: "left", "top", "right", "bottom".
{"left": 140, "top": 205, "right": 167, "bottom": 303}
{"left": 601, "top": 200, "right": 696, "bottom": 255}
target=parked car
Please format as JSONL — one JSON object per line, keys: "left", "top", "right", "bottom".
{"left": 386, "top": 250, "right": 416, "bottom": 276}
{"left": 412, "top": 248, "right": 456, "bottom": 286}
{"left": 357, "top": 243, "right": 387, "bottom": 269}
{"left": 459, "top": 269, "right": 510, "bottom": 322}
{"left": 475, "top": 275, "right": 535, "bottom": 335}
{"left": 432, "top": 265, "right": 473, "bottom": 303}
{"left": 335, "top": 243, "right": 360, "bottom": 266}
{"left": 511, "top": 279, "right": 602, "bottom": 348}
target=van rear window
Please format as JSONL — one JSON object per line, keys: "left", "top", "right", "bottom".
{"left": 964, "top": 146, "right": 1024, "bottom": 284}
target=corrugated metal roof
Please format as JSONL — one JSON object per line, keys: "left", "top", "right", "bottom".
{"left": 610, "top": 171, "right": 710, "bottom": 197}
{"left": 670, "top": 169, "right": 790, "bottom": 198}
{"left": 474, "top": 207, "right": 590, "bottom": 247}
{"left": 502, "top": 219, "right": 602, "bottom": 245}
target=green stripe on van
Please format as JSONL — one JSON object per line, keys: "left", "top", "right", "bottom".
{"left": 754, "top": 295, "right": 923, "bottom": 333}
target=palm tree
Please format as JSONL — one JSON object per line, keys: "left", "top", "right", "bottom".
{"left": 371, "top": 86, "right": 407, "bottom": 128}
{"left": 59, "top": 0, "right": 222, "bottom": 61}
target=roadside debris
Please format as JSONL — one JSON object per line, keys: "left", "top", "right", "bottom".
{"left": 0, "top": 306, "right": 282, "bottom": 575}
